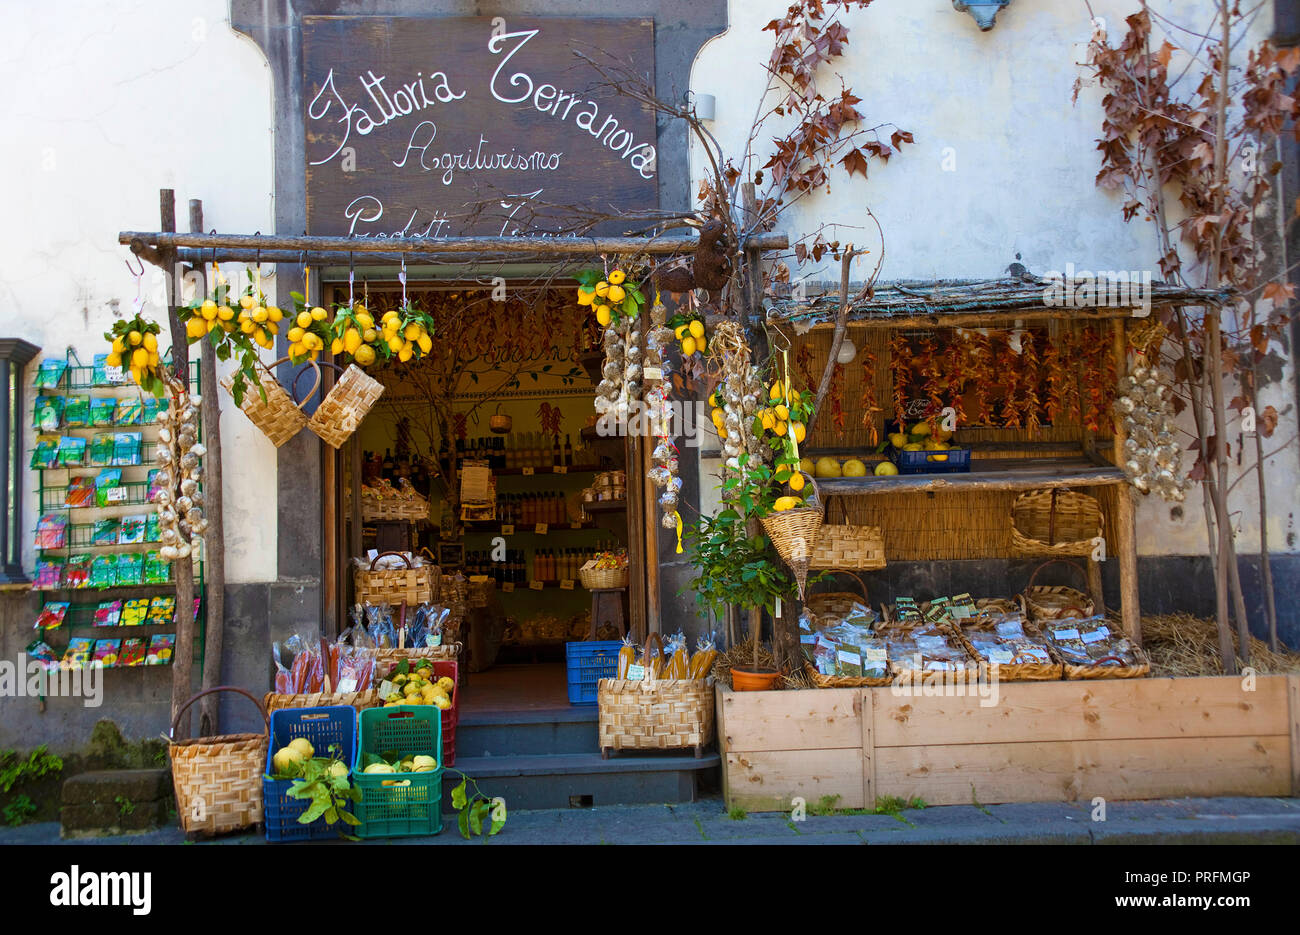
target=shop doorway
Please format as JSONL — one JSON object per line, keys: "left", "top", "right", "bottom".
{"left": 320, "top": 278, "right": 647, "bottom": 710}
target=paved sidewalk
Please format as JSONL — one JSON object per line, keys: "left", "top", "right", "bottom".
{"left": 3, "top": 795, "right": 1298, "bottom": 845}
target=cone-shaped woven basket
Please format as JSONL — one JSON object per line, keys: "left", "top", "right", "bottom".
{"left": 760, "top": 472, "right": 822, "bottom": 599}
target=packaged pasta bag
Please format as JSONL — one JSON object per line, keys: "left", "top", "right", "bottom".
{"left": 617, "top": 634, "right": 637, "bottom": 679}
{"left": 663, "top": 630, "right": 690, "bottom": 679}
{"left": 364, "top": 603, "right": 397, "bottom": 649}
{"left": 688, "top": 632, "right": 718, "bottom": 679}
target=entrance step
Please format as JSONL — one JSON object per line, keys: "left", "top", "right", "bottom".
{"left": 456, "top": 706, "right": 598, "bottom": 757}
{"left": 60, "top": 768, "right": 174, "bottom": 839}
{"left": 443, "top": 752, "right": 719, "bottom": 811}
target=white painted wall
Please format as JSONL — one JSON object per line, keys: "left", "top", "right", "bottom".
{"left": 690, "top": 0, "right": 1299, "bottom": 558}
{"left": 0, "top": 0, "right": 278, "bottom": 582}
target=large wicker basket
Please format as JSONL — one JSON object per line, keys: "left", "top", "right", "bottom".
{"left": 810, "top": 498, "right": 885, "bottom": 571}
{"left": 1010, "top": 488, "right": 1103, "bottom": 557}
{"left": 1059, "top": 646, "right": 1151, "bottom": 680}
{"left": 262, "top": 688, "right": 382, "bottom": 714}
{"left": 597, "top": 677, "right": 715, "bottom": 758}
{"left": 952, "top": 612, "right": 1064, "bottom": 682}
{"left": 374, "top": 643, "right": 463, "bottom": 680}
{"left": 1023, "top": 560, "right": 1096, "bottom": 622}
{"left": 168, "top": 686, "right": 268, "bottom": 836}
{"left": 361, "top": 497, "right": 429, "bottom": 523}
{"left": 579, "top": 561, "right": 629, "bottom": 590}
{"left": 353, "top": 551, "right": 439, "bottom": 606}
{"left": 760, "top": 472, "right": 823, "bottom": 598}
{"left": 305, "top": 363, "right": 384, "bottom": 449}
{"left": 222, "top": 356, "right": 317, "bottom": 448}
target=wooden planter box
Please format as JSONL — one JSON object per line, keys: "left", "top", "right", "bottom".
{"left": 717, "top": 675, "right": 1300, "bottom": 811}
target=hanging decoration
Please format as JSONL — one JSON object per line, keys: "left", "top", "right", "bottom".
{"left": 154, "top": 376, "right": 207, "bottom": 562}
{"left": 645, "top": 294, "right": 684, "bottom": 545}
{"left": 1114, "top": 334, "right": 1189, "bottom": 502}
{"left": 710, "top": 320, "right": 766, "bottom": 490}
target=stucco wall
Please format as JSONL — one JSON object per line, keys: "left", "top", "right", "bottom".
{"left": 0, "top": 0, "right": 278, "bottom": 584}
{"left": 688, "top": 0, "right": 1298, "bottom": 560}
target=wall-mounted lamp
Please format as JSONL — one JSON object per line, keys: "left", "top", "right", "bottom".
{"left": 685, "top": 92, "right": 716, "bottom": 121}
{"left": 953, "top": 0, "right": 1011, "bottom": 31}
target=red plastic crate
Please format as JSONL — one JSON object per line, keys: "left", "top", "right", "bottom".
{"left": 431, "top": 659, "right": 458, "bottom": 767}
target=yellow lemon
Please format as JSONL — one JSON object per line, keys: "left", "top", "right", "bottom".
{"left": 773, "top": 420, "right": 788, "bottom": 436}
{"left": 773, "top": 496, "right": 800, "bottom": 512}
{"left": 185, "top": 319, "right": 205, "bottom": 339}
{"left": 874, "top": 461, "right": 899, "bottom": 476}
{"left": 404, "top": 322, "right": 421, "bottom": 341}
{"left": 888, "top": 433, "right": 908, "bottom": 449}
{"left": 287, "top": 326, "right": 305, "bottom": 343}
{"left": 608, "top": 269, "right": 626, "bottom": 285}
{"left": 760, "top": 410, "right": 775, "bottom": 431}
{"left": 387, "top": 335, "right": 404, "bottom": 353}
{"left": 792, "top": 422, "right": 807, "bottom": 443}
{"left": 398, "top": 343, "right": 414, "bottom": 362}
{"left": 799, "top": 457, "right": 816, "bottom": 475}
{"left": 909, "top": 422, "right": 931, "bottom": 438}
{"left": 354, "top": 311, "right": 374, "bottom": 329}
{"left": 111, "top": 336, "right": 127, "bottom": 353}
{"left": 774, "top": 404, "right": 789, "bottom": 421}
{"left": 769, "top": 380, "right": 784, "bottom": 402}
{"left": 417, "top": 333, "right": 432, "bottom": 354}
{"left": 576, "top": 288, "right": 595, "bottom": 306}
{"left": 267, "top": 306, "right": 284, "bottom": 323}
{"left": 595, "top": 306, "right": 612, "bottom": 327}
{"left": 239, "top": 295, "right": 255, "bottom": 310}
{"left": 106, "top": 351, "right": 122, "bottom": 367}
{"left": 199, "top": 304, "right": 218, "bottom": 322}
{"left": 344, "top": 328, "right": 362, "bottom": 354}
{"left": 131, "top": 348, "right": 149, "bottom": 368}
{"left": 674, "top": 324, "right": 689, "bottom": 341}
{"left": 252, "top": 306, "right": 268, "bottom": 323}
{"left": 815, "top": 457, "right": 841, "bottom": 478}
{"left": 296, "top": 311, "right": 313, "bottom": 329}
{"left": 354, "top": 344, "right": 376, "bottom": 366}
{"left": 606, "top": 284, "right": 626, "bottom": 303}
{"left": 241, "top": 319, "right": 256, "bottom": 334}
{"left": 128, "top": 330, "right": 142, "bottom": 346}
{"left": 688, "top": 320, "right": 704, "bottom": 339}
{"left": 143, "top": 332, "right": 158, "bottom": 352}
{"left": 902, "top": 442, "right": 923, "bottom": 452}
{"left": 311, "top": 306, "right": 328, "bottom": 321}
{"left": 217, "top": 306, "right": 235, "bottom": 321}
{"left": 680, "top": 336, "right": 697, "bottom": 356}
{"left": 842, "top": 459, "right": 868, "bottom": 478}
{"left": 788, "top": 472, "right": 806, "bottom": 492}
{"left": 362, "top": 328, "right": 377, "bottom": 343}
{"left": 331, "top": 337, "right": 344, "bottom": 355}
{"left": 594, "top": 281, "right": 610, "bottom": 297}
{"left": 696, "top": 336, "right": 707, "bottom": 353}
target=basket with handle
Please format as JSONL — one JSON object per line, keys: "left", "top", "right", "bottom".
{"left": 1010, "top": 488, "right": 1103, "bottom": 557}
{"left": 1022, "top": 559, "right": 1096, "bottom": 622}
{"left": 579, "top": 560, "right": 629, "bottom": 590}
{"left": 221, "top": 356, "right": 320, "bottom": 448}
{"left": 353, "top": 551, "right": 439, "bottom": 607}
{"left": 801, "top": 574, "right": 894, "bottom": 687}
{"left": 295, "top": 361, "right": 384, "bottom": 450}
{"left": 760, "top": 471, "right": 823, "bottom": 599}
{"left": 951, "top": 597, "right": 1064, "bottom": 682}
{"left": 810, "top": 496, "right": 885, "bottom": 571}
{"left": 597, "top": 675, "right": 715, "bottom": 758}
{"left": 168, "top": 686, "right": 269, "bottom": 835}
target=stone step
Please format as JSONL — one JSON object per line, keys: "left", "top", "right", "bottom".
{"left": 441, "top": 752, "right": 719, "bottom": 811}
{"left": 455, "top": 706, "right": 599, "bottom": 758}
{"left": 60, "top": 769, "right": 174, "bottom": 839}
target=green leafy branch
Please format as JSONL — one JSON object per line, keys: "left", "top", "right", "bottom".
{"left": 448, "top": 771, "right": 506, "bottom": 840}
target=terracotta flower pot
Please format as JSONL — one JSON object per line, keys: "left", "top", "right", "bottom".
{"left": 731, "top": 666, "right": 781, "bottom": 691}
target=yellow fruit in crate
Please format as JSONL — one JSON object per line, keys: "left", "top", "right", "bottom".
{"left": 680, "top": 336, "right": 697, "bottom": 356}
{"left": 902, "top": 442, "right": 923, "bottom": 452}
{"left": 874, "top": 461, "right": 899, "bottom": 476}
{"left": 354, "top": 345, "right": 376, "bottom": 366}
{"left": 799, "top": 457, "right": 816, "bottom": 475}
{"left": 432, "top": 696, "right": 451, "bottom": 711}
{"left": 909, "top": 422, "right": 931, "bottom": 438}
{"left": 437, "top": 676, "right": 454, "bottom": 693}
{"left": 128, "top": 330, "right": 142, "bottom": 346}
{"left": 595, "top": 306, "right": 611, "bottom": 327}
{"left": 392, "top": 674, "right": 408, "bottom": 686}
{"left": 328, "top": 761, "right": 348, "bottom": 780}
{"left": 272, "top": 748, "right": 304, "bottom": 775}
{"left": 842, "top": 459, "right": 868, "bottom": 477}
{"left": 923, "top": 440, "right": 945, "bottom": 451}
{"left": 288, "top": 737, "right": 314, "bottom": 759}
{"left": 815, "top": 457, "right": 842, "bottom": 478}
{"left": 363, "top": 762, "right": 395, "bottom": 774}
{"left": 412, "top": 755, "right": 438, "bottom": 772}
{"left": 417, "top": 333, "right": 432, "bottom": 354}
{"left": 888, "top": 433, "right": 908, "bottom": 449}
{"left": 311, "top": 307, "right": 328, "bottom": 322}
{"left": 930, "top": 452, "right": 949, "bottom": 462}
{"left": 606, "top": 284, "right": 626, "bottom": 303}
{"left": 267, "top": 306, "right": 284, "bottom": 323}
{"left": 608, "top": 269, "right": 626, "bottom": 285}
{"left": 788, "top": 472, "right": 806, "bottom": 492}
{"left": 772, "top": 496, "right": 800, "bottom": 512}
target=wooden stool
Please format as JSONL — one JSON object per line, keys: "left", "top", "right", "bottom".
{"left": 588, "top": 588, "right": 628, "bottom": 640}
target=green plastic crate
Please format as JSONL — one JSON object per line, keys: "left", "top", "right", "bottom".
{"left": 352, "top": 706, "right": 443, "bottom": 838}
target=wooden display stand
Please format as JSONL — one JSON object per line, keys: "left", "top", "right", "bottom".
{"left": 717, "top": 676, "right": 1300, "bottom": 811}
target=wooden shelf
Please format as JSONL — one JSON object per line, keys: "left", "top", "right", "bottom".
{"left": 815, "top": 459, "right": 1126, "bottom": 496}
{"left": 462, "top": 521, "right": 599, "bottom": 534}
{"left": 492, "top": 464, "right": 602, "bottom": 476}
{"left": 581, "top": 499, "right": 627, "bottom": 513}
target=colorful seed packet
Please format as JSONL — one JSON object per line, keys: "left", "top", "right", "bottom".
{"left": 34, "top": 602, "right": 70, "bottom": 630}
{"left": 63, "top": 395, "right": 90, "bottom": 428}
{"left": 35, "top": 514, "right": 68, "bottom": 550}
{"left": 62, "top": 637, "right": 95, "bottom": 669}
{"left": 88, "top": 433, "right": 116, "bottom": 466}
{"left": 146, "top": 469, "right": 165, "bottom": 502}
{"left": 118, "top": 515, "right": 146, "bottom": 545}
{"left": 146, "top": 595, "right": 176, "bottom": 627}
{"left": 33, "top": 558, "right": 64, "bottom": 589}
{"left": 115, "top": 553, "right": 144, "bottom": 587}
{"left": 191, "top": 596, "right": 202, "bottom": 623}
{"left": 93, "top": 354, "right": 125, "bottom": 387}
{"left": 63, "top": 555, "right": 92, "bottom": 589}
{"left": 92, "top": 639, "right": 122, "bottom": 668}
{"left": 89, "top": 396, "right": 117, "bottom": 427}
{"left": 143, "top": 514, "right": 160, "bottom": 543}
{"left": 143, "top": 397, "right": 165, "bottom": 424}
{"left": 89, "top": 555, "right": 118, "bottom": 589}
{"left": 93, "top": 600, "right": 124, "bottom": 627}
{"left": 146, "top": 634, "right": 175, "bottom": 665}
{"left": 57, "top": 436, "right": 87, "bottom": 467}
{"left": 112, "top": 432, "right": 142, "bottom": 467}
{"left": 95, "top": 469, "right": 125, "bottom": 507}
{"left": 34, "top": 359, "right": 67, "bottom": 389}
{"left": 64, "top": 476, "right": 95, "bottom": 508}
{"left": 33, "top": 396, "right": 64, "bottom": 432}
{"left": 120, "top": 638, "right": 147, "bottom": 667}
{"left": 91, "top": 518, "right": 120, "bottom": 546}
{"left": 143, "top": 551, "right": 170, "bottom": 585}
{"left": 120, "top": 598, "right": 150, "bottom": 627}
{"left": 26, "top": 637, "right": 59, "bottom": 670}
{"left": 31, "top": 435, "right": 60, "bottom": 469}
{"left": 112, "top": 396, "right": 143, "bottom": 426}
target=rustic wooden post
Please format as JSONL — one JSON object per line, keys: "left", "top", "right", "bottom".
{"left": 189, "top": 200, "right": 226, "bottom": 737}
{"left": 160, "top": 189, "right": 197, "bottom": 740}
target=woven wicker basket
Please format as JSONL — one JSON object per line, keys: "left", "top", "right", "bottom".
{"left": 1010, "top": 488, "right": 1103, "bottom": 557}
{"left": 760, "top": 472, "right": 823, "bottom": 598}
{"left": 168, "top": 686, "right": 268, "bottom": 835}
{"left": 374, "top": 643, "right": 462, "bottom": 680}
{"left": 803, "top": 661, "right": 894, "bottom": 689}
{"left": 353, "top": 551, "right": 439, "bottom": 607}
{"left": 952, "top": 617, "right": 1063, "bottom": 682}
{"left": 597, "top": 677, "right": 715, "bottom": 757}
{"left": 360, "top": 497, "right": 429, "bottom": 523}
{"left": 1023, "top": 560, "right": 1095, "bottom": 622}
{"left": 1060, "top": 647, "right": 1151, "bottom": 680}
{"left": 262, "top": 689, "right": 382, "bottom": 714}
{"left": 306, "top": 363, "right": 385, "bottom": 449}
{"left": 222, "top": 356, "right": 318, "bottom": 448}
{"left": 579, "top": 561, "right": 629, "bottom": 590}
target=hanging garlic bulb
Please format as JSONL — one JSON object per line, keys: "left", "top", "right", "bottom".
{"left": 1113, "top": 364, "right": 1189, "bottom": 502}
{"left": 153, "top": 381, "right": 206, "bottom": 563}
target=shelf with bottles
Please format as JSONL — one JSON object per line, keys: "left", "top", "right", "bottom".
{"left": 438, "top": 430, "right": 597, "bottom": 474}
{"left": 461, "top": 521, "right": 601, "bottom": 535}
{"left": 461, "top": 543, "right": 618, "bottom": 587}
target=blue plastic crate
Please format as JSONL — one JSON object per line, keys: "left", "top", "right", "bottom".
{"left": 263, "top": 705, "right": 358, "bottom": 843}
{"left": 889, "top": 446, "right": 972, "bottom": 475}
{"left": 566, "top": 640, "right": 623, "bottom": 705}
{"left": 353, "top": 707, "right": 443, "bottom": 838}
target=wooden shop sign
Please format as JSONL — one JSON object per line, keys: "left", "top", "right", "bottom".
{"left": 303, "top": 15, "right": 658, "bottom": 238}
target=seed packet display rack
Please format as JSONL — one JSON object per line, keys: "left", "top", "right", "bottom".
{"left": 782, "top": 307, "right": 1146, "bottom": 643}
{"left": 29, "top": 352, "right": 206, "bottom": 667}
